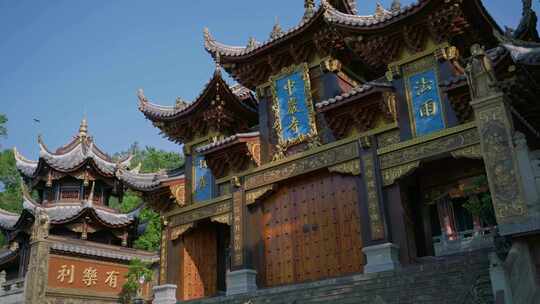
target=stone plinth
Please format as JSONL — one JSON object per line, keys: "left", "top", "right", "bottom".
{"left": 363, "top": 243, "right": 401, "bottom": 273}
{"left": 152, "top": 284, "right": 177, "bottom": 304}
{"left": 226, "top": 269, "right": 257, "bottom": 296}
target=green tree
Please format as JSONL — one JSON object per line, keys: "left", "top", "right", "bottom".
{"left": 0, "top": 114, "right": 7, "bottom": 140}
{"left": 112, "top": 143, "right": 183, "bottom": 251}
{"left": 119, "top": 258, "right": 154, "bottom": 304}
{"left": 0, "top": 115, "right": 23, "bottom": 246}
{"left": 0, "top": 150, "right": 23, "bottom": 214}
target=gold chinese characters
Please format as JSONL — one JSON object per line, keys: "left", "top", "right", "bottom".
{"left": 56, "top": 264, "right": 122, "bottom": 289}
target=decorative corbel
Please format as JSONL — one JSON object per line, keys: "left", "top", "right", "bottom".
{"left": 382, "top": 161, "right": 421, "bottom": 186}
{"left": 169, "top": 183, "right": 186, "bottom": 207}
{"left": 450, "top": 145, "right": 482, "bottom": 160}
{"left": 328, "top": 159, "right": 362, "bottom": 176}
{"left": 245, "top": 184, "right": 275, "bottom": 205}
{"left": 211, "top": 213, "right": 232, "bottom": 226}
{"left": 170, "top": 223, "right": 194, "bottom": 241}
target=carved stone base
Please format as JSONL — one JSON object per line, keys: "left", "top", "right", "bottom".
{"left": 362, "top": 243, "right": 401, "bottom": 273}
{"left": 226, "top": 269, "right": 257, "bottom": 296}
{"left": 152, "top": 284, "right": 177, "bottom": 304}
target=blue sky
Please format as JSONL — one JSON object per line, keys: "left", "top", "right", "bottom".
{"left": 0, "top": 0, "right": 538, "bottom": 159}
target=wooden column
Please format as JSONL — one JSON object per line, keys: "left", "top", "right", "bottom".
{"left": 231, "top": 179, "right": 250, "bottom": 270}
{"left": 358, "top": 136, "right": 391, "bottom": 246}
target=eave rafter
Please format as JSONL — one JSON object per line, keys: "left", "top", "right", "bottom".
{"left": 139, "top": 71, "right": 258, "bottom": 143}
{"left": 204, "top": 0, "right": 500, "bottom": 88}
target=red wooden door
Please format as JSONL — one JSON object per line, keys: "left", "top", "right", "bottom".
{"left": 180, "top": 225, "right": 217, "bottom": 300}
{"left": 261, "top": 172, "right": 364, "bottom": 287}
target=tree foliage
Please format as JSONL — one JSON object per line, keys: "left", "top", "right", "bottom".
{"left": 0, "top": 149, "right": 23, "bottom": 214}
{"left": 0, "top": 114, "right": 7, "bottom": 140}
{"left": 112, "top": 142, "right": 183, "bottom": 252}
{"left": 119, "top": 258, "right": 154, "bottom": 304}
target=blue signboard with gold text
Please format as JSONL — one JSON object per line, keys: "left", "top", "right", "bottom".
{"left": 193, "top": 154, "right": 213, "bottom": 202}
{"left": 407, "top": 69, "right": 445, "bottom": 136}
{"left": 271, "top": 63, "right": 317, "bottom": 149}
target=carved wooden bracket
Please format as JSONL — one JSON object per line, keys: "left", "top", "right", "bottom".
{"left": 245, "top": 184, "right": 276, "bottom": 206}
{"left": 170, "top": 223, "right": 194, "bottom": 241}
{"left": 382, "top": 161, "right": 421, "bottom": 187}
{"left": 328, "top": 159, "right": 361, "bottom": 176}
{"left": 211, "top": 213, "right": 232, "bottom": 226}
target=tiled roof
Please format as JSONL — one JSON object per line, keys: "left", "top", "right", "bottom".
{"left": 138, "top": 69, "right": 256, "bottom": 121}
{"left": 204, "top": 0, "right": 427, "bottom": 58}
{"left": 48, "top": 236, "right": 158, "bottom": 263}
{"left": 502, "top": 43, "right": 540, "bottom": 66}
{"left": 0, "top": 209, "right": 20, "bottom": 230}
{"left": 315, "top": 81, "right": 394, "bottom": 110}
{"left": 15, "top": 121, "right": 132, "bottom": 177}
{"left": 0, "top": 190, "right": 142, "bottom": 229}
{"left": 116, "top": 167, "right": 184, "bottom": 192}
{"left": 196, "top": 132, "right": 260, "bottom": 153}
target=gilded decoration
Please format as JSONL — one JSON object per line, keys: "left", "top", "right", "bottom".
{"left": 170, "top": 223, "right": 194, "bottom": 240}
{"left": 378, "top": 124, "right": 480, "bottom": 170}
{"left": 211, "top": 213, "right": 232, "bottom": 226}
{"left": 168, "top": 197, "right": 231, "bottom": 226}
{"left": 402, "top": 55, "right": 446, "bottom": 136}
{"left": 382, "top": 161, "right": 421, "bottom": 186}
{"left": 159, "top": 227, "right": 167, "bottom": 284}
{"left": 476, "top": 104, "right": 527, "bottom": 221}
{"left": 376, "top": 130, "right": 400, "bottom": 149}
{"left": 232, "top": 191, "right": 244, "bottom": 266}
{"left": 170, "top": 183, "right": 186, "bottom": 207}
{"left": 247, "top": 142, "right": 262, "bottom": 166}
{"left": 270, "top": 63, "right": 319, "bottom": 158}
{"left": 328, "top": 159, "right": 361, "bottom": 176}
{"left": 450, "top": 144, "right": 482, "bottom": 160}
{"left": 362, "top": 153, "right": 385, "bottom": 240}
{"left": 244, "top": 141, "right": 359, "bottom": 190}
{"left": 245, "top": 184, "right": 275, "bottom": 205}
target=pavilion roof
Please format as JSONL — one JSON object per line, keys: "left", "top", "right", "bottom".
{"left": 203, "top": 0, "right": 500, "bottom": 89}
{"left": 138, "top": 69, "right": 258, "bottom": 143}
{"left": 14, "top": 119, "right": 132, "bottom": 178}
{"left": 0, "top": 187, "right": 142, "bottom": 231}
{"left": 116, "top": 166, "right": 185, "bottom": 192}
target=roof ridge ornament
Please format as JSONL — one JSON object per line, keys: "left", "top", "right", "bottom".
{"left": 79, "top": 116, "right": 88, "bottom": 139}
{"left": 246, "top": 37, "right": 259, "bottom": 51}
{"left": 270, "top": 17, "right": 284, "bottom": 40}
{"left": 375, "top": 2, "right": 387, "bottom": 18}
{"left": 137, "top": 89, "right": 148, "bottom": 104}
{"left": 304, "top": 0, "right": 316, "bottom": 20}
{"left": 391, "top": 0, "right": 401, "bottom": 12}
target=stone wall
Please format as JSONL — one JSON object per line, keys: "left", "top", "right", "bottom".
{"left": 182, "top": 251, "right": 493, "bottom": 304}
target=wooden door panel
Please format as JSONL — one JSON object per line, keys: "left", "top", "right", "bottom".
{"left": 261, "top": 172, "right": 364, "bottom": 287}
{"left": 180, "top": 226, "right": 217, "bottom": 301}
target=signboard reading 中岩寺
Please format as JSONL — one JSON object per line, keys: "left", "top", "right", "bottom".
{"left": 270, "top": 63, "right": 317, "bottom": 152}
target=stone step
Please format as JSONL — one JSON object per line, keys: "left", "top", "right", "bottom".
{"left": 183, "top": 251, "right": 493, "bottom": 304}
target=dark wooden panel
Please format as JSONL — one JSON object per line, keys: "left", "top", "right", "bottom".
{"left": 179, "top": 225, "right": 217, "bottom": 301}
{"left": 260, "top": 171, "right": 364, "bottom": 287}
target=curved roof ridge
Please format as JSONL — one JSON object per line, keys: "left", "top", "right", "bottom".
{"left": 322, "top": 0, "right": 426, "bottom": 27}
{"left": 315, "top": 80, "right": 394, "bottom": 110}
{"left": 139, "top": 71, "right": 255, "bottom": 122}
{"left": 196, "top": 131, "right": 260, "bottom": 153}
{"left": 13, "top": 147, "right": 39, "bottom": 177}
{"left": 204, "top": 4, "right": 324, "bottom": 58}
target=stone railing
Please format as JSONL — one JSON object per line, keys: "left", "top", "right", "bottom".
{"left": 0, "top": 277, "right": 25, "bottom": 304}
{"left": 433, "top": 227, "right": 496, "bottom": 256}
